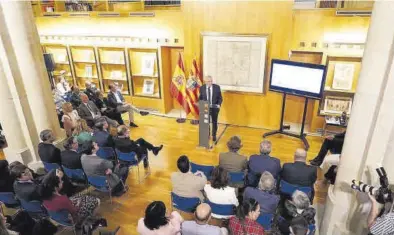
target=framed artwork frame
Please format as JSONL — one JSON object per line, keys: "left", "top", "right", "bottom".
{"left": 324, "top": 96, "right": 353, "bottom": 114}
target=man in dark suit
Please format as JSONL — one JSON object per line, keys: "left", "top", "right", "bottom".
{"left": 38, "top": 129, "right": 61, "bottom": 164}
{"left": 107, "top": 84, "right": 149, "bottom": 128}
{"left": 93, "top": 90, "right": 123, "bottom": 125}
{"left": 198, "top": 75, "right": 223, "bottom": 142}
{"left": 247, "top": 140, "right": 281, "bottom": 186}
{"left": 61, "top": 136, "right": 82, "bottom": 169}
{"left": 310, "top": 131, "right": 346, "bottom": 166}
{"left": 111, "top": 125, "right": 163, "bottom": 168}
{"left": 84, "top": 81, "right": 97, "bottom": 100}
{"left": 281, "top": 148, "right": 317, "bottom": 188}
{"left": 78, "top": 93, "right": 118, "bottom": 127}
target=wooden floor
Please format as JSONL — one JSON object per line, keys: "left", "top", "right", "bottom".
{"left": 97, "top": 115, "right": 326, "bottom": 235}
{"left": 0, "top": 115, "right": 327, "bottom": 235}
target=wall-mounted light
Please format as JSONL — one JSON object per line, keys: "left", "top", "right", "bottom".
{"left": 174, "top": 38, "right": 179, "bottom": 43}
{"left": 299, "top": 42, "right": 305, "bottom": 47}
{"left": 311, "top": 42, "right": 317, "bottom": 48}
{"left": 323, "top": 43, "right": 329, "bottom": 48}
{"left": 165, "top": 38, "right": 169, "bottom": 43}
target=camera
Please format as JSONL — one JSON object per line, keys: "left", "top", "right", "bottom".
{"left": 351, "top": 167, "right": 392, "bottom": 204}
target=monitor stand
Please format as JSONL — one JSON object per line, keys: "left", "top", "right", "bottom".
{"left": 263, "top": 93, "right": 310, "bottom": 150}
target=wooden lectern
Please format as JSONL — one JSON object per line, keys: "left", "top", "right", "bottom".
{"left": 198, "top": 100, "right": 210, "bottom": 148}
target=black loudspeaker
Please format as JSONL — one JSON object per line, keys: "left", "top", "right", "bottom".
{"left": 43, "top": 53, "right": 55, "bottom": 72}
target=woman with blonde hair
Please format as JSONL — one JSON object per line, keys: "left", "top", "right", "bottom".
{"left": 61, "top": 102, "right": 80, "bottom": 136}
{"left": 72, "top": 119, "right": 93, "bottom": 144}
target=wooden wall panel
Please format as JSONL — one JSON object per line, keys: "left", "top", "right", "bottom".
{"left": 183, "top": 1, "right": 294, "bottom": 130}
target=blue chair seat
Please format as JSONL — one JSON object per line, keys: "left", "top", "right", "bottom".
{"left": 171, "top": 192, "right": 200, "bottom": 213}
{"left": 97, "top": 147, "right": 116, "bottom": 160}
{"left": 87, "top": 175, "right": 110, "bottom": 192}
{"left": 206, "top": 200, "right": 235, "bottom": 218}
{"left": 256, "top": 213, "right": 274, "bottom": 231}
{"left": 115, "top": 149, "right": 139, "bottom": 165}
{"left": 62, "top": 166, "right": 87, "bottom": 183}
{"left": 280, "top": 180, "right": 312, "bottom": 197}
{"left": 190, "top": 162, "right": 214, "bottom": 180}
{"left": 43, "top": 162, "right": 61, "bottom": 172}
{"left": 47, "top": 209, "right": 73, "bottom": 226}
{"left": 0, "top": 192, "right": 20, "bottom": 208}
{"left": 19, "top": 199, "right": 46, "bottom": 215}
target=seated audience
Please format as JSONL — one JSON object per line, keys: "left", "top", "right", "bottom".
{"left": 0, "top": 160, "right": 14, "bottom": 192}
{"left": 368, "top": 193, "right": 394, "bottom": 235}
{"left": 78, "top": 93, "right": 118, "bottom": 128}
{"left": 56, "top": 76, "right": 71, "bottom": 96}
{"left": 244, "top": 171, "right": 280, "bottom": 214}
{"left": 279, "top": 190, "right": 315, "bottom": 235}
{"left": 310, "top": 131, "right": 346, "bottom": 166}
{"left": 93, "top": 90, "right": 123, "bottom": 125}
{"left": 52, "top": 88, "right": 66, "bottom": 115}
{"left": 182, "top": 203, "right": 228, "bottom": 235}
{"left": 137, "top": 201, "right": 183, "bottom": 235}
{"left": 61, "top": 137, "right": 82, "bottom": 169}
{"left": 93, "top": 117, "right": 112, "bottom": 147}
{"left": 107, "top": 83, "right": 149, "bottom": 128}
{"left": 204, "top": 167, "right": 239, "bottom": 219}
{"left": 38, "top": 129, "right": 61, "bottom": 165}
{"left": 229, "top": 198, "right": 264, "bottom": 235}
{"left": 80, "top": 141, "right": 128, "bottom": 195}
{"left": 290, "top": 217, "right": 309, "bottom": 235}
{"left": 248, "top": 140, "right": 281, "bottom": 186}
{"left": 219, "top": 136, "right": 247, "bottom": 173}
{"left": 61, "top": 102, "right": 81, "bottom": 137}
{"left": 70, "top": 85, "right": 83, "bottom": 109}
{"left": 111, "top": 125, "right": 163, "bottom": 168}
{"left": 171, "top": 155, "right": 207, "bottom": 201}
{"left": 11, "top": 164, "right": 64, "bottom": 202}
{"left": 73, "top": 119, "right": 93, "bottom": 145}
{"left": 84, "top": 81, "right": 97, "bottom": 100}
{"left": 41, "top": 173, "right": 100, "bottom": 224}
{"left": 281, "top": 148, "right": 317, "bottom": 188}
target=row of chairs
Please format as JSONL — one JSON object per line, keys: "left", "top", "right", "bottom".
{"left": 0, "top": 192, "right": 77, "bottom": 234}
{"left": 190, "top": 162, "right": 312, "bottom": 197}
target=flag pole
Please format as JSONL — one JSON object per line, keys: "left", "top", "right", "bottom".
{"left": 176, "top": 103, "right": 186, "bottom": 123}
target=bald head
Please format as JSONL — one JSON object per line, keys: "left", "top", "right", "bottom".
{"left": 195, "top": 203, "right": 211, "bottom": 224}
{"left": 80, "top": 93, "right": 89, "bottom": 103}
{"left": 294, "top": 148, "right": 307, "bottom": 162}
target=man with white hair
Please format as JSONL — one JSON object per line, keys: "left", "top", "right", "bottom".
{"left": 281, "top": 148, "right": 317, "bottom": 188}
{"left": 247, "top": 140, "right": 281, "bottom": 186}
{"left": 199, "top": 75, "right": 222, "bottom": 142}
{"left": 243, "top": 171, "right": 280, "bottom": 214}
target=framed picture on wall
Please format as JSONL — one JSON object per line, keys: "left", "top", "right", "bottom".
{"left": 332, "top": 63, "right": 355, "bottom": 90}
{"left": 142, "top": 79, "right": 155, "bottom": 95}
{"left": 324, "top": 96, "right": 353, "bottom": 115}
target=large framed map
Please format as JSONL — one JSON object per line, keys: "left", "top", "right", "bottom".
{"left": 202, "top": 33, "right": 268, "bottom": 93}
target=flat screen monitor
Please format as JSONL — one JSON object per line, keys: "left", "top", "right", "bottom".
{"left": 269, "top": 59, "right": 327, "bottom": 99}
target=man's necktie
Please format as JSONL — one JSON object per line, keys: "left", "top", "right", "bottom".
{"left": 208, "top": 87, "right": 212, "bottom": 106}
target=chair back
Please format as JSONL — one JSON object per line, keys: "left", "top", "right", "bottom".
{"left": 43, "top": 162, "right": 61, "bottom": 172}
{"left": 47, "top": 209, "right": 73, "bottom": 226}
{"left": 229, "top": 172, "right": 245, "bottom": 185}
{"left": 206, "top": 200, "right": 235, "bottom": 217}
{"left": 20, "top": 199, "right": 46, "bottom": 214}
{"left": 97, "top": 147, "right": 116, "bottom": 160}
{"left": 87, "top": 175, "right": 110, "bottom": 192}
{"left": 62, "top": 166, "right": 87, "bottom": 182}
{"left": 0, "top": 192, "right": 19, "bottom": 207}
{"left": 256, "top": 213, "right": 274, "bottom": 231}
{"left": 190, "top": 162, "right": 214, "bottom": 180}
{"left": 171, "top": 192, "right": 200, "bottom": 213}
{"left": 115, "top": 149, "right": 138, "bottom": 165}
{"left": 280, "top": 180, "right": 312, "bottom": 197}
{"left": 308, "top": 224, "right": 316, "bottom": 235}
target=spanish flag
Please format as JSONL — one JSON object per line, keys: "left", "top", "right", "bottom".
{"left": 170, "top": 53, "right": 191, "bottom": 114}
{"left": 186, "top": 57, "right": 202, "bottom": 117}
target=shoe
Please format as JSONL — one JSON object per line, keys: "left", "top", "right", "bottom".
{"left": 213, "top": 136, "right": 217, "bottom": 142}
{"left": 310, "top": 159, "right": 322, "bottom": 166}
{"left": 140, "top": 111, "right": 149, "bottom": 116}
{"left": 152, "top": 145, "right": 163, "bottom": 156}
{"left": 129, "top": 122, "right": 138, "bottom": 127}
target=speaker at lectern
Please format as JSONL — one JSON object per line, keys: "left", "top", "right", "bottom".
{"left": 198, "top": 100, "right": 210, "bottom": 148}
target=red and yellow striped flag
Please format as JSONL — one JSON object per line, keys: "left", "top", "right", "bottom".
{"left": 186, "top": 57, "right": 202, "bottom": 117}
{"left": 170, "top": 53, "right": 191, "bottom": 114}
